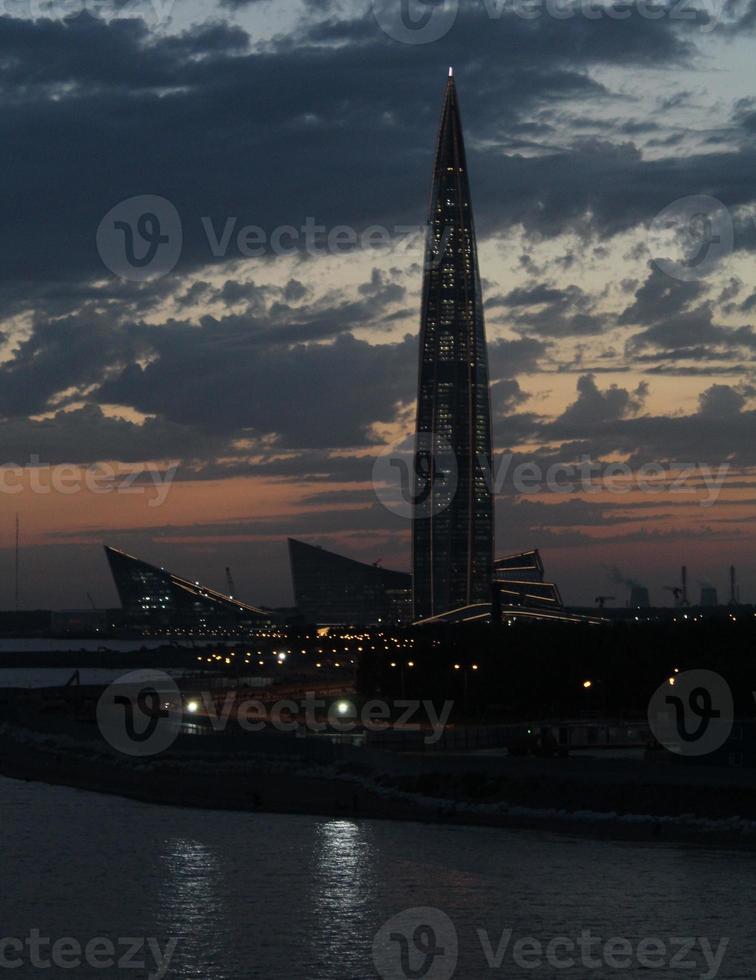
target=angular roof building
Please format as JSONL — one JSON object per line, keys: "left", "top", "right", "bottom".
{"left": 493, "top": 548, "right": 564, "bottom": 613}
{"left": 412, "top": 69, "right": 494, "bottom": 621}
{"left": 104, "top": 546, "right": 273, "bottom": 629}
{"left": 414, "top": 549, "right": 602, "bottom": 625}
{"left": 288, "top": 538, "right": 411, "bottom": 626}
{"left": 494, "top": 549, "right": 546, "bottom": 583}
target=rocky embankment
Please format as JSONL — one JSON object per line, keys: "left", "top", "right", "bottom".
{"left": 2, "top": 722, "right": 756, "bottom": 847}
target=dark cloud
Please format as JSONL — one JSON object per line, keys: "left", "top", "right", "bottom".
{"left": 491, "top": 282, "right": 604, "bottom": 337}
{"left": 488, "top": 336, "right": 550, "bottom": 378}
{"left": 697, "top": 383, "right": 748, "bottom": 417}
{"left": 0, "top": 314, "right": 146, "bottom": 418}
{"left": 97, "top": 325, "right": 417, "bottom": 448}
{"left": 219, "top": 0, "right": 269, "bottom": 8}
{"left": 741, "top": 291, "right": 756, "bottom": 313}
{"left": 0, "top": 3, "right": 714, "bottom": 288}
{"left": 0, "top": 404, "right": 220, "bottom": 466}
{"left": 617, "top": 267, "right": 756, "bottom": 359}
{"left": 619, "top": 263, "right": 706, "bottom": 326}
{"left": 492, "top": 378, "right": 528, "bottom": 414}
{"left": 557, "top": 373, "right": 648, "bottom": 426}
{"left": 627, "top": 308, "right": 756, "bottom": 356}
{"left": 734, "top": 97, "right": 756, "bottom": 132}
{"left": 357, "top": 267, "right": 405, "bottom": 304}
{"left": 722, "top": 0, "right": 756, "bottom": 32}
{"left": 488, "top": 373, "right": 756, "bottom": 469}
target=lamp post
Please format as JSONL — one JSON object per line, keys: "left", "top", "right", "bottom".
{"left": 453, "top": 663, "right": 479, "bottom": 716}
{"left": 390, "top": 660, "right": 415, "bottom": 699}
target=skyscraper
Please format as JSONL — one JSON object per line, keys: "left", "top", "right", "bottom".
{"left": 412, "top": 69, "right": 494, "bottom": 620}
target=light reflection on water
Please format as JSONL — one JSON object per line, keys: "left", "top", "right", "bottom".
{"left": 155, "top": 839, "right": 234, "bottom": 979}
{"left": 0, "top": 777, "right": 753, "bottom": 979}
{"left": 308, "top": 820, "right": 377, "bottom": 974}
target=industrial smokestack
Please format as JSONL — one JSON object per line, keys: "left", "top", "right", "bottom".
{"left": 630, "top": 585, "right": 650, "bottom": 608}
{"left": 681, "top": 565, "right": 688, "bottom": 607}
{"left": 730, "top": 565, "right": 737, "bottom": 606}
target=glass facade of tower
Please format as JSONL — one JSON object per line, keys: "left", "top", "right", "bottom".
{"left": 412, "top": 73, "right": 494, "bottom": 620}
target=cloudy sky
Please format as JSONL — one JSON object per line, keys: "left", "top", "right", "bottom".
{"left": 1, "top": 0, "right": 755, "bottom": 609}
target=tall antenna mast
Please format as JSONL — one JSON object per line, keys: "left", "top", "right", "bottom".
{"left": 14, "top": 513, "right": 19, "bottom": 611}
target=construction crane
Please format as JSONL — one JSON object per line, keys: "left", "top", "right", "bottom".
{"left": 225, "top": 567, "right": 236, "bottom": 599}
{"left": 594, "top": 595, "right": 615, "bottom": 609}
{"left": 664, "top": 585, "right": 682, "bottom": 605}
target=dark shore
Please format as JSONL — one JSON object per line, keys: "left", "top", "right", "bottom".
{"left": 3, "top": 722, "right": 756, "bottom": 848}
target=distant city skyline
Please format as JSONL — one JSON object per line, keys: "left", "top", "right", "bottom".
{"left": 0, "top": 1, "right": 754, "bottom": 609}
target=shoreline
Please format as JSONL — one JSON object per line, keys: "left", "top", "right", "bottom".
{"left": 3, "top": 726, "right": 756, "bottom": 849}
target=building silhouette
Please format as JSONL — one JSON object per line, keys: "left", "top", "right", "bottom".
{"left": 104, "top": 545, "right": 273, "bottom": 630}
{"left": 412, "top": 548, "right": 599, "bottom": 625}
{"left": 629, "top": 585, "right": 651, "bottom": 609}
{"left": 493, "top": 550, "right": 563, "bottom": 611}
{"left": 288, "top": 538, "right": 411, "bottom": 626}
{"left": 412, "top": 69, "right": 494, "bottom": 620}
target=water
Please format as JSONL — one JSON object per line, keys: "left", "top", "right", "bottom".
{"left": 0, "top": 776, "right": 751, "bottom": 979}
{"left": 0, "top": 640, "right": 189, "bottom": 654}
{"left": 0, "top": 667, "right": 190, "bottom": 689}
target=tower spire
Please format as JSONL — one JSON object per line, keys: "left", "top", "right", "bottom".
{"left": 412, "top": 73, "right": 494, "bottom": 621}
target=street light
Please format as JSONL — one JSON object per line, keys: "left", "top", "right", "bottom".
{"left": 389, "top": 660, "right": 406, "bottom": 697}
{"left": 452, "top": 663, "right": 479, "bottom": 715}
